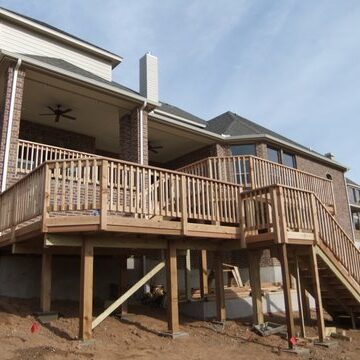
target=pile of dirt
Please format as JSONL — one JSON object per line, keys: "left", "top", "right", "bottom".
{"left": 0, "top": 297, "right": 359, "bottom": 359}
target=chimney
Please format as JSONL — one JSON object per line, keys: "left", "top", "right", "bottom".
{"left": 324, "top": 152, "right": 335, "bottom": 160}
{"left": 139, "top": 52, "right": 159, "bottom": 103}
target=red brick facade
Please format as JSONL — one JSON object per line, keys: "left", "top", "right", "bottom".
{"left": 19, "top": 120, "right": 96, "bottom": 153}
{"left": 0, "top": 65, "right": 26, "bottom": 189}
{"left": 119, "top": 108, "right": 148, "bottom": 165}
{"left": 296, "top": 155, "right": 352, "bottom": 237}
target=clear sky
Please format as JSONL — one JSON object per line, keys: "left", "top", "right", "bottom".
{"left": 1, "top": 0, "right": 359, "bottom": 182}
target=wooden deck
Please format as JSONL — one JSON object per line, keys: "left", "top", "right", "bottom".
{"left": 1, "top": 149, "right": 360, "bottom": 346}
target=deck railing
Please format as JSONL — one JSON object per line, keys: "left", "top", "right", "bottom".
{"left": 177, "top": 155, "right": 335, "bottom": 210}
{"left": 0, "top": 165, "right": 45, "bottom": 234}
{"left": 241, "top": 185, "right": 360, "bottom": 284}
{"left": 1, "top": 157, "right": 243, "bottom": 237}
{"left": 17, "top": 139, "right": 97, "bottom": 174}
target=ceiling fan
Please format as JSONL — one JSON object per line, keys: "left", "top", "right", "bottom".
{"left": 39, "top": 104, "right": 76, "bottom": 122}
{"left": 148, "top": 141, "right": 163, "bottom": 154}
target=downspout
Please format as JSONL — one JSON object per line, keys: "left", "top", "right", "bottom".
{"left": 1, "top": 58, "right": 22, "bottom": 192}
{"left": 140, "top": 100, "right": 148, "bottom": 292}
{"left": 139, "top": 100, "right": 147, "bottom": 165}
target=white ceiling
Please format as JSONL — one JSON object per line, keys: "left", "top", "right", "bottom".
{"left": 20, "top": 69, "right": 213, "bottom": 164}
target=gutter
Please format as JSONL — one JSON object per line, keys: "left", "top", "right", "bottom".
{"left": 1, "top": 58, "right": 21, "bottom": 192}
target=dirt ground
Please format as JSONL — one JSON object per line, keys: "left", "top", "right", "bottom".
{"left": 0, "top": 297, "right": 360, "bottom": 360}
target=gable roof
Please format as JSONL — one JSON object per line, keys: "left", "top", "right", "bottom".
{"left": 0, "top": 7, "right": 122, "bottom": 67}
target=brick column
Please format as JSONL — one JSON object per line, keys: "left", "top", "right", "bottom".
{"left": 0, "top": 65, "right": 26, "bottom": 190}
{"left": 119, "top": 107, "right": 148, "bottom": 165}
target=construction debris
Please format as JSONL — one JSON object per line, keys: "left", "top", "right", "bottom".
{"left": 223, "top": 263, "right": 243, "bottom": 287}
{"left": 330, "top": 332, "right": 352, "bottom": 342}
{"left": 253, "top": 322, "right": 287, "bottom": 337}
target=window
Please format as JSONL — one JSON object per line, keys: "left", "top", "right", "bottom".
{"left": 283, "top": 152, "right": 296, "bottom": 168}
{"left": 267, "top": 146, "right": 296, "bottom": 168}
{"left": 353, "top": 212, "right": 360, "bottom": 231}
{"left": 231, "top": 144, "right": 256, "bottom": 156}
{"left": 349, "top": 188, "right": 356, "bottom": 204}
{"left": 348, "top": 187, "right": 360, "bottom": 205}
{"left": 267, "top": 147, "right": 280, "bottom": 163}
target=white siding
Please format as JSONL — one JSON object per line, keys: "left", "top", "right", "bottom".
{"left": 0, "top": 20, "right": 112, "bottom": 80}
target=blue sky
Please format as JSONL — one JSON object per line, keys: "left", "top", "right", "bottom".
{"left": 1, "top": 0, "right": 359, "bottom": 181}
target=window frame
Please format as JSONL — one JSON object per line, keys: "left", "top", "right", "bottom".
{"left": 266, "top": 145, "right": 297, "bottom": 168}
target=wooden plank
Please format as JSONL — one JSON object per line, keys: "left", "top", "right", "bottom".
{"left": 279, "top": 244, "right": 295, "bottom": 349}
{"left": 166, "top": 242, "right": 179, "bottom": 333}
{"left": 79, "top": 239, "right": 94, "bottom": 340}
{"left": 248, "top": 249, "right": 264, "bottom": 325}
{"left": 214, "top": 251, "right": 226, "bottom": 322}
{"left": 309, "top": 246, "right": 325, "bottom": 342}
{"left": 40, "top": 250, "right": 52, "bottom": 312}
{"left": 199, "top": 250, "right": 209, "bottom": 298}
{"left": 92, "top": 261, "right": 165, "bottom": 329}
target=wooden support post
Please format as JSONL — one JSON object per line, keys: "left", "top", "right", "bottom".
{"left": 119, "top": 256, "right": 128, "bottom": 316}
{"left": 40, "top": 250, "right": 52, "bottom": 312}
{"left": 214, "top": 251, "right": 226, "bottom": 322}
{"left": 279, "top": 244, "right": 295, "bottom": 349}
{"left": 294, "top": 253, "right": 306, "bottom": 338}
{"left": 199, "top": 250, "right": 208, "bottom": 299}
{"left": 185, "top": 249, "right": 192, "bottom": 301}
{"left": 248, "top": 249, "right": 264, "bottom": 325}
{"left": 166, "top": 241, "right": 179, "bottom": 333}
{"left": 79, "top": 239, "right": 94, "bottom": 340}
{"left": 309, "top": 246, "right": 325, "bottom": 342}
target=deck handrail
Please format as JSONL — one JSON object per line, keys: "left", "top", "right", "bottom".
{"left": 17, "top": 139, "right": 98, "bottom": 174}
{"left": 1, "top": 156, "right": 243, "bottom": 235}
{"left": 177, "top": 155, "right": 335, "bottom": 210}
{"left": 240, "top": 184, "right": 360, "bottom": 285}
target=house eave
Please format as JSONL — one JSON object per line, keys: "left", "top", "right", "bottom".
{"left": 0, "top": 50, "right": 159, "bottom": 108}
{"left": 0, "top": 8, "right": 122, "bottom": 68}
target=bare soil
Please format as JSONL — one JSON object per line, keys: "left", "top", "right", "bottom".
{"left": 0, "top": 297, "right": 359, "bottom": 360}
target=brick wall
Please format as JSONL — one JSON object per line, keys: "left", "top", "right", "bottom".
{"left": 0, "top": 65, "right": 26, "bottom": 189}
{"left": 19, "top": 120, "right": 96, "bottom": 153}
{"left": 165, "top": 143, "right": 231, "bottom": 170}
{"left": 255, "top": 143, "right": 267, "bottom": 158}
{"left": 119, "top": 108, "right": 148, "bottom": 165}
{"left": 296, "top": 155, "right": 353, "bottom": 238}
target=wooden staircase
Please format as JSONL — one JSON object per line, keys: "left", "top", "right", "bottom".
{"left": 241, "top": 184, "right": 360, "bottom": 328}
{"left": 289, "top": 248, "right": 360, "bottom": 325}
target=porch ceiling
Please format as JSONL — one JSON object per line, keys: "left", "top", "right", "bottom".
{"left": 21, "top": 69, "right": 137, "bottom": 153}
{"left": 148, "top": 119, "right": 213, "bottom": 164}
